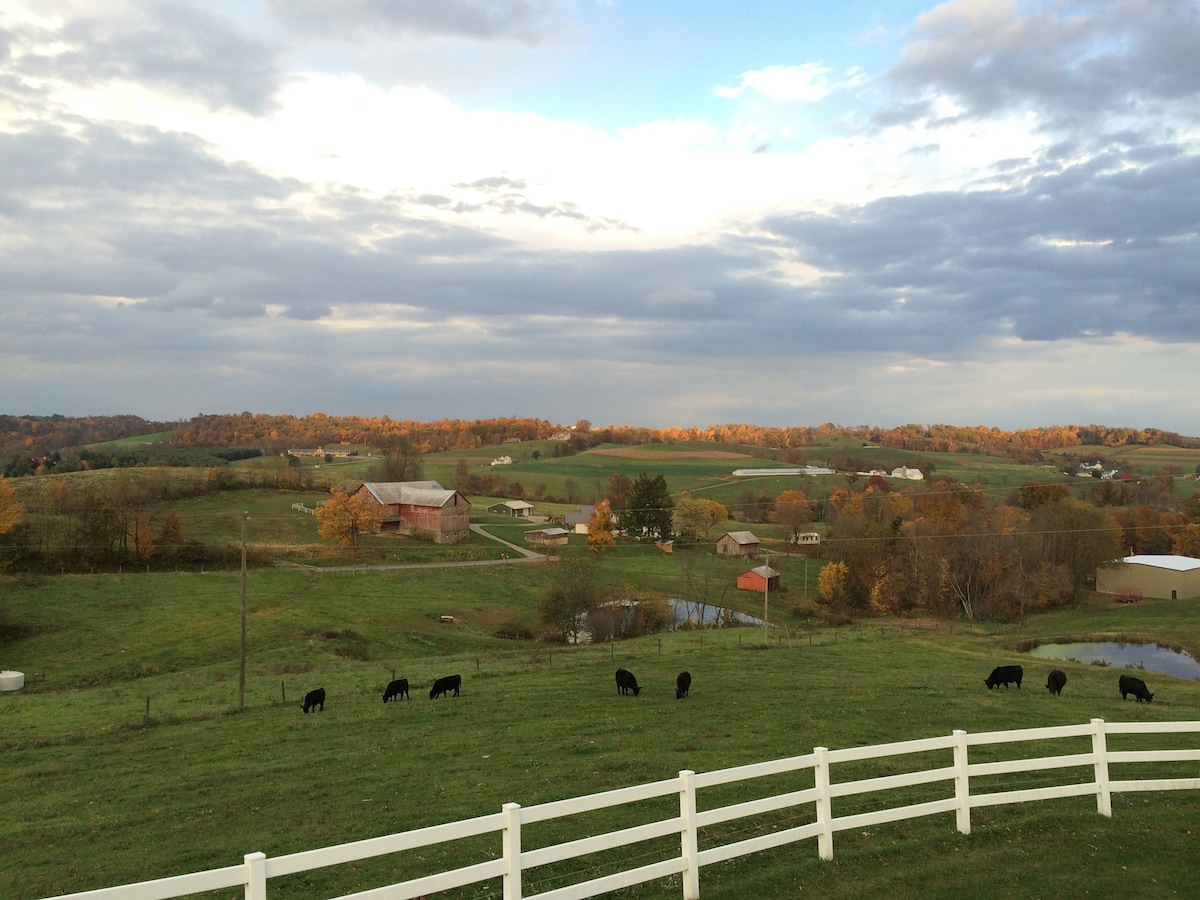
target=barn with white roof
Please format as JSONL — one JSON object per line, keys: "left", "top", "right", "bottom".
{"left": 352, "top": 481, "right": 471, "bottom": 544}
{"left": 1095, "top": 555, "right": 1200, "bottom": 601}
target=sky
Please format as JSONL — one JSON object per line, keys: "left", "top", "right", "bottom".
{"left": 1, "top": 0, "right": 1198, "bottom": 434}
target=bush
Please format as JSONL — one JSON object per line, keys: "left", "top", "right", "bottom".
{"left": 494, "top": 618, "right": 534, "bottom": 640}
{"left": 790, "top": 599, "right": 821, "bottom": 619}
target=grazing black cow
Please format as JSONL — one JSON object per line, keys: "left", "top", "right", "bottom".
{"left": 984, "top": 665, "right": 1023, "bottom": 690}
{"left": 675, "top": 671, "right": 692, "bottom": 700}
{"left": 383, "top": 678, "right": 410, "bottom": 702}
{"left": 615, "top": 668, "right": 641, "bottom": 696}
{"left": 1046, "top": 669, "right": 1067, "bottom": 696}
{"left": 1119, "top": 674, "right": 1154, "bottom": 702}
{"left": 429, "top": 674, "right": 462, "bottom": 700}
{"left": 302, "top": 687, "right": 326, "bottom": 713}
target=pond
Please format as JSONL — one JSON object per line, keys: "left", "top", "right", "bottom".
{"left": 1026, "top": 641, "right": 1200, "bottom": 680}
{"left": 667, "top": 598, "right": 766, "bottom": 629}
{"left": 570, "top": 599, "right": 766, "bottom": 643}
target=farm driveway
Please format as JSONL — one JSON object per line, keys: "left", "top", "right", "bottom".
{"left": 286, "top": 524, "right": 543, "bottom": 573}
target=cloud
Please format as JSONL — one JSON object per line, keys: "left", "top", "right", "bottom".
{"left": 643, "top": 288, "right": 717, "bottom": 310}
{"left": 15, "top": 5, "right": 287, "bottom": 115}
{"left": 715, "top": 63, "right": 836, "bottom": 103}
{"left": 0, "top": 0, "right": 1197, "bottom": 433}
{"left": 758, "top": 144, "right": 1200, "bottom": 351}
{"left": 265, "top": 0, "right": 567, "bottom": 44}
{"left": 885, "top": 0, "right": 1200, "bottom": 130}
{"left": 457, "top": 175, "right": 529, "bottom": 192}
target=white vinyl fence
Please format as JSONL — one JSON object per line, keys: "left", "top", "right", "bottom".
{"left": 46, "top": 718, "right": 1200, "bottom": 900}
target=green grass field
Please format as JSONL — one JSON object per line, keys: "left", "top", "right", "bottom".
{"left": 4, "top": 560, "right": 1200, "bottom": 900}
{"left": 4, "top": 438, "right": 1200, "bottom": 898}
{"left": 413, "top": 439, "right": 1087, "bottom": 528}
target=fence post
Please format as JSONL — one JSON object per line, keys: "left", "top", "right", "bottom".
{"left": 502, "top": 802, "right": 522, "bottom": 900}
{"left": 814, "top": 747, "right": 834, "bottom": 861}
{"left": 679, "top": 770, "right": 700, "bottom": 900}
{"left": 953, "top": 729, "right": 970, "bottom": 834}
{"left": 244, "top": 852, "right": 266, "bottom": 900}
{"left": 1091, "top": 718, "right": 1112, "bottom": 817}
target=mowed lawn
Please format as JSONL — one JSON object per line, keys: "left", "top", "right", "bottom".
{"left": 3, "top": 568, "right": 1200, "bottom": 899}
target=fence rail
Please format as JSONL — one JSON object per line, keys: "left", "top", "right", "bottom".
{"left": 45, "top": 718, "right": 1200, "bottom": 900}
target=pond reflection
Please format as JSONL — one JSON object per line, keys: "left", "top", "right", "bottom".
{"left": 667, "top": 598, "right": 766, "bottom": 629}
{"left": 1026, "top": 641, "right": 1200, "bottom": 680}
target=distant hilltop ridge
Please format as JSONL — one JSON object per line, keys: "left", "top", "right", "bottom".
{"left": 2, "top": 412, "right": 1198, "bottom": 461}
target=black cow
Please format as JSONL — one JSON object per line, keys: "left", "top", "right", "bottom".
{"left": 429, "top": 674, "right": 462, "bottom": 699}
{"left": 675, "top": 671, "right": 692, "bottom": 700}
{"left": 1119, "top": 674, "right": 1154, "bottom": 702}
{"left": 615, "top": 668, "right": 641, "bottom": 696}
{"left": 984, "top": 665, "right": 1023, "bottom": 690}
{"left": 383, "top": 678, "right": 410, "bottom": 702}
{"left": 1046, "top": 669, "right": 1067, "bottom": 696}
{"left": 302, "top": 687, "right": 326, "bottom": 713}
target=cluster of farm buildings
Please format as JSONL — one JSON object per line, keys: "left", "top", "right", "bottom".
{"left": 340, "top": 481, "right": 1199, "bottom": 600}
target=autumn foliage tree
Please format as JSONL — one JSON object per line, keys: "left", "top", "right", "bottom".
{"left": 672, "top": 494, "right": 728, "bottom": 544}
{"left": 0, "top": 475, "right": 22, "bottom": 539}
{"left": 0, "top": 475, "right": 23, "bottom": 577}
{"left": 607, "top": 472, "right": 634, "bottom": 507}
{"left": 817, "top": 561, "right": 849, "bottom": 611}
{"left": 770, "top": 489, "right": 813, "bottom": 541}
{"left": 315, "top": 488, "right": 382, "bottom": 559}
{"left": 587, "top": 499, "right": 616, "bottom": 553}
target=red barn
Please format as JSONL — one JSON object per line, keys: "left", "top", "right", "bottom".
{"left": 737, "top": 565, "right": 780, "bottom": 592}
{"left": 353, "top": 481, "right": 471, "bottom": 544}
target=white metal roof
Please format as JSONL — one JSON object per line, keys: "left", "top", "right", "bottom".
{"left": 745, "top": 565, "right": 779, "bottom": 578}
{"left": 361, "top": 481, "right": 464, "bottom": 508}
{"left": 722, "top": 531, "right": 760, "bottom": 544}
{"left": 1122, "top": 555, "right": 1200, "bottom": 572}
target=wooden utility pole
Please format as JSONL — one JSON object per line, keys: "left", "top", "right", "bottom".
{"left": 762, "top": 549, "right": 771, "bottom": 646}
{"left": 239, "top": 511, "right": 248, "bottom": 712}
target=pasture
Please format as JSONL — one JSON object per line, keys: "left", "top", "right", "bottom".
{"left": 3, "top": 564, "right": 1200, "bottom": 899}
{"left": 422, "top": 439, "right": 1082, "bottom": 519}
{"left": 164, "top": 486, "right": 812, "bottom": 568}
{"left": 410, "top": 441, "right": 1083, "bottom": 546}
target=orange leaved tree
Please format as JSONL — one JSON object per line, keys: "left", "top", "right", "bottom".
{"left": 587, "top": 499, "right": 616, "bottom": 553}
{"left": 315, "top": 488, "right": 382, "bottom": 560}
{"left": 0, "top": 476, "right": 22, "bottom": 538}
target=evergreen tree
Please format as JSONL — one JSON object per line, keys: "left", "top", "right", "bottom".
{"left": 623, "top": 471, "right": 673, "bottom": 540}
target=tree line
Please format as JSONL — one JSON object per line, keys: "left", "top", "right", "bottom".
{"left": 6, "top": 413, "right": 1199, "bottom": 474}
{"left": 0, "top": 466, "right": 332, "bottom": 574}
{"left": 3, "top": 445, "right": 263, "bottom": 477}
{"left": 812, "top": 478, "right": 1200, "bottom": 622}
{"left": 0, "top": 413, "right": 175, "bottom": 459}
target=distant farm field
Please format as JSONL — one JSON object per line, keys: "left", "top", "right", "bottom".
{"left": 584, "top": 447, "right": 751, "bottom": 461}
{"left": 85, "top": 430, "right": 177, "bottom": 448}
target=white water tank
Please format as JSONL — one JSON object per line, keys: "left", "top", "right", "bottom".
{"left": 0, "top": 670, "right": 24, "bottom": 691}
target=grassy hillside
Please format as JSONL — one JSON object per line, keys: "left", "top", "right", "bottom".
{"left": 417, "top": 439, "right": 1078, "bottom": 515}
{"left": 3, "top": 565, "right": 1200, "bottom": 899}
{"left": 84, "top": 430, "right": 177, "bottom": 448}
